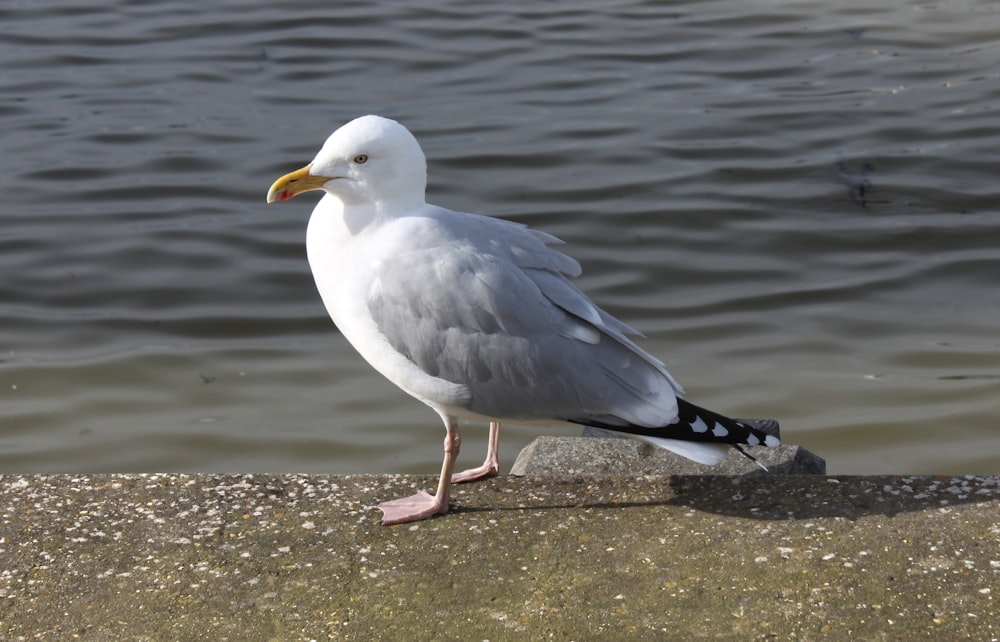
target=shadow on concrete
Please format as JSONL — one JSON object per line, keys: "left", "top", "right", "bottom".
{"left": 443, "top": 473, "right": 1000, "bottom": 522}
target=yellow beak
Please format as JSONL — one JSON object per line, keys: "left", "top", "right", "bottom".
{"left": 266, "top": 164, "right": 333, "bottom": 203}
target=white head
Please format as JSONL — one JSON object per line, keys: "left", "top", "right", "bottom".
{"left": 267, "top": 115, "right": 428, "bottom": 216}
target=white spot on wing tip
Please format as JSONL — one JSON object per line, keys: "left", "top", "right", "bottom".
{"left": 764, "top": 435, "right": 781, "bottom": 448}
{"left": 690, "top": 417, "right": 709, "bottom": 433}
{"left": 711, "top": 422, "right": 728, "bottom": 438}
{"left": 746, "top": 434, "right": 760, "bottom": 446}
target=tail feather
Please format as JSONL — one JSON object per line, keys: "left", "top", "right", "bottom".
{"left": 633, "top": 436, "right": 731, "bottom": 466}
{"left": 569, "top": 399, "right": 781, "bottom": 467}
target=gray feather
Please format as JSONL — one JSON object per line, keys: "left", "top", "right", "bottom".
{"left": 365, "top": 206, "right": 680, "bottom": 426}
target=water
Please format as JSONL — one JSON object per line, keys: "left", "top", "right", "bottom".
{"left": 1, "top": 0, "right": 998, "bottom": 475}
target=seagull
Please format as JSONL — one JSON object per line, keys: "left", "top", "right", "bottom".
{"left": 266, "top": 115, "right": 780, "bottom": 525}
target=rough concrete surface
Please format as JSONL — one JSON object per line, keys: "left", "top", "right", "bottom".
{"left": 511, "top": 436, "right": 826, "bottom": 476}
{"left": 2, "top": 473, "right": 999, "bottom": 641}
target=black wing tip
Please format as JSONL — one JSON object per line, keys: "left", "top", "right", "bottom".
{"left": 734, "top": 417, "right": 781, "bottom": 439}
{"left": 677, "top": 399, "right": 781, "bottom": 447}
{"left": 569, "top": 401, "right": 782, "bottom": 448}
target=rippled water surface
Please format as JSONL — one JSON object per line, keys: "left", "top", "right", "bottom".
{"left": 2, "top": 0, "right": 998, "bottom": 474}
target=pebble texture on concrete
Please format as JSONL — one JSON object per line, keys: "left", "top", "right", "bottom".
{"left": 2, "top": 473, "right": 999, "bottom": 640}
{"left": 511, "top": 435, "right": 826, "bottom": 476}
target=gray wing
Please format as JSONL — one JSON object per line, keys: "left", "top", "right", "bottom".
{"left": 367, "top": 208, "right": 682, "bottom": 426}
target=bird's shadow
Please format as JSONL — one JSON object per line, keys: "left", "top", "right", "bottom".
{"left": 445, "top": 474, "right": 1000, "bottom": 522}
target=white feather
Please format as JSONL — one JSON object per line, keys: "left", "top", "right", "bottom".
{"left": 633, "top": 435, "right": 731, "bottom": 466}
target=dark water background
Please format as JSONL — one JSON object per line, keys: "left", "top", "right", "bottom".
{"left": 2, "top": 0, "right": 998, "bottom": 474}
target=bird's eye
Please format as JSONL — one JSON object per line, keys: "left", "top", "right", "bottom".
{"left": 353, "top": 154, "right": 368, "bottom": 164}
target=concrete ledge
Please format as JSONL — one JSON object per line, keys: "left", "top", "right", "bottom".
{"left": 2, "top": 473, "right": 999, "bottom": 639}
{"left": 511, "top": 435, "right": 826, "bottom": 476}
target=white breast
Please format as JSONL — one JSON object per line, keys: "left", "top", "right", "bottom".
{"left": 305, "top": 197, "right": 470, "bottom": 412}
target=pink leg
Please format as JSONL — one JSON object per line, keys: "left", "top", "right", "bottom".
{"left": 451, "top": 421, "right": 501, "bottom": 484}
{"left": 378, "top": 417, "right": 460, "bottom": 525}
